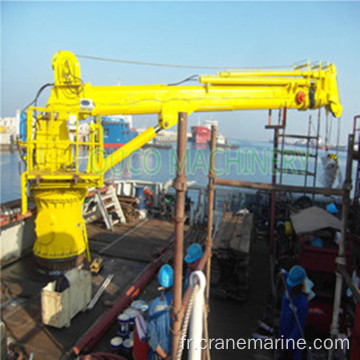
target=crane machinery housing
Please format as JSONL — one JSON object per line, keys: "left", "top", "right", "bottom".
{"left": 18, "top": 50, "right": 342, "bottom": 270}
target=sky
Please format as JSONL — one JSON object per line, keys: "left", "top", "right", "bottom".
{"left": 1, "top": 1, "right": 360, "bottom": 143}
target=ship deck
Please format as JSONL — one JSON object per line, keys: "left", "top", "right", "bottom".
{"left": 1, "top": 217, "right": 272, "bottom": 360}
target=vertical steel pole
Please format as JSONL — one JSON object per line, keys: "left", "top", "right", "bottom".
{"left": 352, "top": 116, "right": 360, "bottom": 234}
{"left": 201, "top": 125, "right": 217, "bottom": 360}
{"left": 268, "top": 109, "right": 272, "bottom": 125}
{"left": 329, "top": 134, "right": 354, "bottom": 360}
{"left": 205, "top": 125, "right": 216, "bottom": 305}
{"left": 172, "top": 112, "right": 188, "bottom": 357}
{"left": 270, "top": 128, "right": 279, "bottom": 249}
{"left": 278, "top": 108, "right": 287, "bottom": 185}
{"left": 304, "top": 114, "right": 312, "bottom": 192}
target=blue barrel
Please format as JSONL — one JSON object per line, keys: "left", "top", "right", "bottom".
{"left": 135, "top": 186, "right": 146, "bottom": 209}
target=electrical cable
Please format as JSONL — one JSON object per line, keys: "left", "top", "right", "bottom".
{"left": 16, "top": 137, "right": 26, "bottom": 166}
{"left": 21, "top": 83, "right": 54, "bottom": 112}
{"left": 20, "top": 82, "right": 54, "bottom": 169}
{"left": 22, "top": 82, "right": 54, "bottom": 133}
{"left": 167, "top": 75, "right": 199, "bottom": 86}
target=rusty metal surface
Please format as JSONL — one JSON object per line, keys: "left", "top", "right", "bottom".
{"left": 172, "top": 112, "right": 188, "bottom": 356}
{"left": 330, "top": 134, "right": 355, "bottom": 354}
{"left": 86, "top": 220, "right": 136, "bottom": 243}
{"left": 215, "top": 177, "right": 344, "bottom": 196}
{"left": 0, "top": 218, "right": 176, "bottom": 359}
{"left": 2, "top": 256, "right": 145, "bottom": 359}
{"left": 98, "top": 220, "right": 175, "bottom": 262}
{"left": 73, "top": 240, "right": 175, "bottom": 355}
{"left": 205, "top": 125, "right": 217, "bottom": 308}
{"left": 0, "top": 216, "right": 275, "bottom": 360}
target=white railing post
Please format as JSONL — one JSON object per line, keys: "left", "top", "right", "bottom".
{"left": 189, "top": 271, "right": 206, "bottom": 360}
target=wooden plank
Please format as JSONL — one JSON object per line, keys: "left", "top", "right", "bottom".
{"left": 215, "top": 212, "right": 239, "bottom": 249}
{"left": 214, "top": 212, "right": 254, "bottom": 255}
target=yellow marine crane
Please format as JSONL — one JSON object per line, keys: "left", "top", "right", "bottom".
{"left": 19, "top": 50, "right": 342, "bottom": 270}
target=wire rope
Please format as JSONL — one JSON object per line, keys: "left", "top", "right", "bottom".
{"left": 76, "top": 54, "right": 293, "bottom": 71}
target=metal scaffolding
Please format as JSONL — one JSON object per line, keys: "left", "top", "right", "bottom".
{"left": 352, "top": 115, "right": 360, "bottom": 235}
{"left": 170, "top": 116, "right": 356, "bottom": 359}
{"left": 207, "top": 124, "right": 354, "bottom": 360}
{"left": 265, "top": 108, "right": 321, "bottom": 248}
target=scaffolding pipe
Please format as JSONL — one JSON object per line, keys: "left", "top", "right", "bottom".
{"left": 352, "top": 115, "right": 360, "bottom": 234}
{"left": 189, "top": 271, "right": 206, "bottom": 360}
{"left": 214, "top": 178, "right": 344, "bottom": 196}
{"left": 278, "top": 108, "right": 287, "bottom": 185}
{"left": 329, "top": 134, "right": 354, "bottom": 360}
{"left": 312, "top": 108, "right": 322, "bottom": 199}
{"left": 205, "top": 126, "right": 216, "bottom": 307}
{"left": 199, "top": 126, "right": 217, "bottom": 360}
{"left": 338, "top": 266, "right": 360, "bottom": 303}
{"left": 172, "top": 112, "right": 188, "bottom": 357}
{"left": 270, "top": 127, "right": 279, "bottom": 249}
{"left": 180, "top": 246, "right": 211, "bottom": 320}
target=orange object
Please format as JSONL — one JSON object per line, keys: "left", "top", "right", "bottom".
{"left": 143, "top": 188, "right": 154, "bottom": 207}
{"left": 295, "top": 91, "right": 306, "bottom": 104}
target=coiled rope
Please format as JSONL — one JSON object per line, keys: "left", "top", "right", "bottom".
{"left": 175, "top": 283, "right": 200, "bottom": 360}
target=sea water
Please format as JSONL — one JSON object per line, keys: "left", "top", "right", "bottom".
{"left": 0, "top": 139, "right": 352, "bottom": 204}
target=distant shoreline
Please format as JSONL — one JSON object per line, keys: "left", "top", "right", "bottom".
{"left": 0, "top": 144, "right": 14, "bottom": 151}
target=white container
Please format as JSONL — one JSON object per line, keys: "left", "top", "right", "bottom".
{"left": 124, "top": 308, "right": 139, "bottom": 331}
{"left": 110, "top": 336, "right": 123, "bottom": 351}
{"left": 117, "top": 313, "right": 130, "bottom": 337}
{"left": 41, "top": 268, "right": 91, "bottom": 328}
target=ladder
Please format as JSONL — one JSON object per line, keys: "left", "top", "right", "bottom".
{"left": 96, "top": 185, "right": 126, "bottom": 231}
{"left": 352, "top": 115, "right": 360, "bottom": 234}
{"left": 266, "top": 108, "right": 321, "bottom": 193}
{"left": 265, "top": 108, "right": 321, "bottom": 249}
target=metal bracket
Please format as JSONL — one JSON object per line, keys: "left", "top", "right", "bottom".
{"left": 335, "top": 255, "right": 346, "bottom": 266}
{"left": 173, "top": 178, "right": 187, "bottom": 192}
{"left": 73, "top": 175, "right": 80, "bottom": 185}
{"left": 207, "top": 177, "right": 215, "bottom": 190}
{"left": 171, "top": 309, "right": 182, "bottom": 325}
{"left": 35, "top": 176, "right": 42, "bottom": 186}
{"left": 174, "top": 215, "right": 187, "bottom": 224}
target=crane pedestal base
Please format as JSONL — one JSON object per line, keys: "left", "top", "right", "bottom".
{"left": 35, "top": 253, "right": 85, "bottom": 273}
{"left": 31, "top": 187, "right": 89, "bottom": 272}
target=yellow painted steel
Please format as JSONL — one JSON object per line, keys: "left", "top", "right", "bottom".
{"left": 101, "top": 127, "right": 157, "bottom": 173}
{"left": 19, "top": 51, "right": 343, "bottom": 265}
{"left": 32, "top": 188, "right": 88, "bottom": 259}
{"left": 200, "top": 76, "right": 312, "bottom": 86}
{"left": 19, "top": 103, "right": 103, "bottom": 264}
